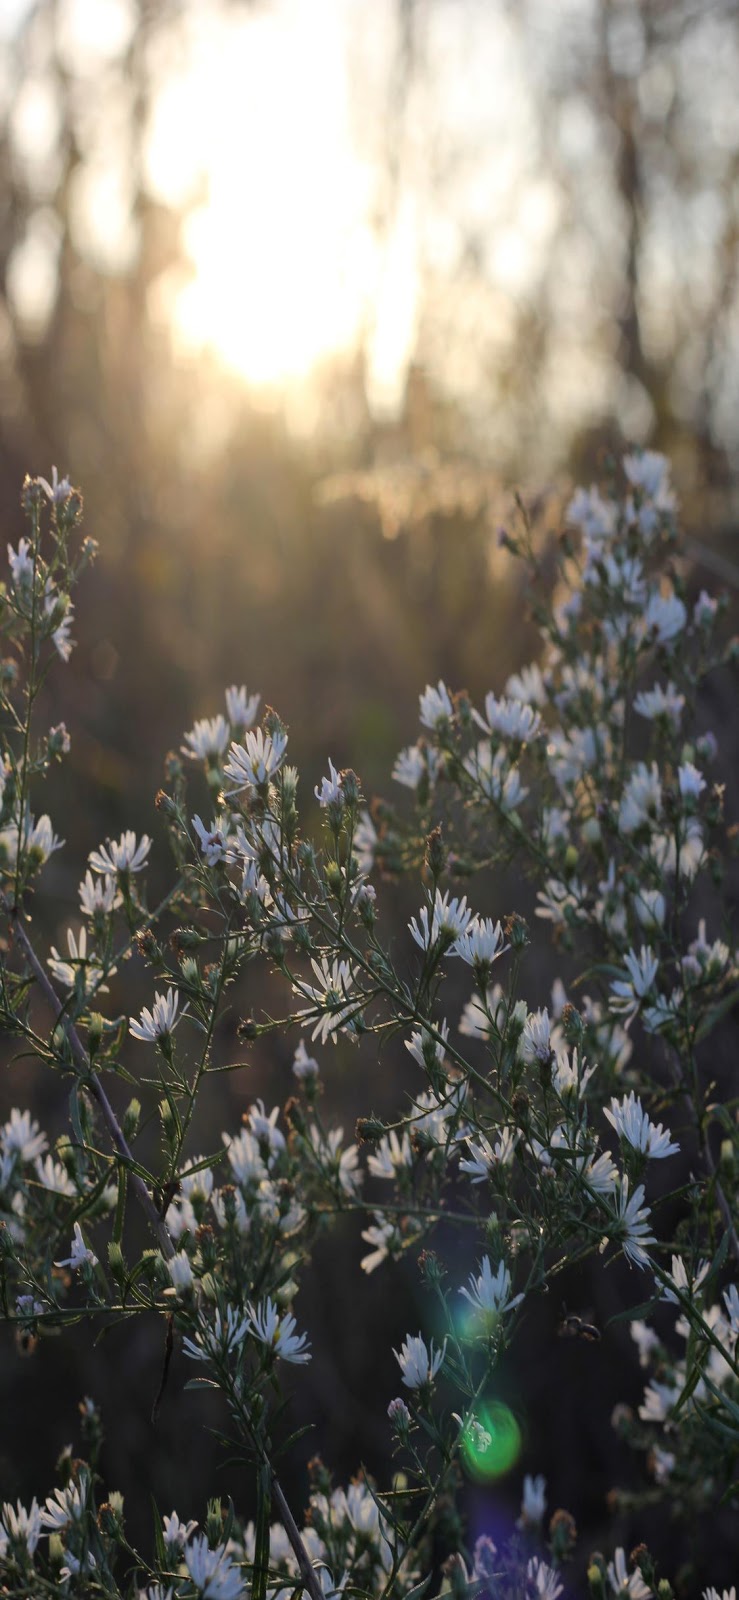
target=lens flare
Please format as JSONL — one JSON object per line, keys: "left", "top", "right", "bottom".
{"left": 459, "top": 1401, "right": 521, "bottom": 1482}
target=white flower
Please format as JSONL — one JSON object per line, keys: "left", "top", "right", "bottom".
{"left": 225, "top": 685, "right": 260, "bottom": 728}
{"left": 78, "top": 869, "right": 118, "bottom": 916}
{"left": 604, "top": 1092, "right": 679, "bottom": 1160}
{"left": 2, "top": 1109, "right": 47, "bottom": 1163}
{"left": 678, "top": 761, "right": 705, "bottom": 800}
{"left": 223, "top": 1129, "right": 268, "bottom": 1189}
{"left": 584, "top": 1151, "right": 619, "bottom": 1194}
{"left": 38, "top": 465, "right": 72, "bottom": 504}
{"left": 419, "top": 680, "right": 453, "bottom": 729}
{"left": 473, "top": 693, "right": 541, "bottom": 742}
{"left": 520, "top": 1008, "right": 551, "bottom": 1064}
{"left": 24, "top": 813, "right": 64, "bottom": 863}
{"left": 567, "top": 484, "right": 616, "bottom": 541}
{"left": 551, "top": 1048, "right": 595, "bottom": 1099}
{"left": 619, "top": 762, "right": 661, "bottom": 834}
{"left": 294, "top": 955, "right": 358, "bottom": 1044}
{"left": 360, "top": 1213, "right": 399, "bottom": 1274}
{"left": 1, "top": 1497, "right": 41, "bottom": 1553}
{"left": 130, "top": 987, "right": 187, "bottom": 1043}
{"left": 702, "top": 1590, "right": 736, "bottom": 1600}
{"left": 609, "top": 946, "right": 659, "bottom": 1023}
{"left": 452, "top": 917, "right": 506, "bottom": 973}
{"left": 505, "top": 662, "right": 546, "bottom": 705}
{"left": 394, "top": 1332, "right": 446, "bottom": 1389}
{"left": 607, "top": 1546, "right": 651, "bottom": 1598}
{"left": 247, "top": 1297, "right": 311, "bottom": 1363}
{"left": 633, "top": 682, "right": 684, "bottom": 726}
{"left": 659, "top": 1253, "right": 710, "bottom": 1305}
{"left": 609, "top": 1177, "right": 655, "bottom": 1269}
{"left": 353, "top": 810, "right": 377, "bottom": 873}
{"left": 693, "top": 590, "right": 719, "bottom": 627}
{"left": 515, "top": 1473, "right": 546, "bottom": 1530}
{"left": 367, "top": 1130, "right": 413, "bottom": 1180}
{"left": 409, "top": 889, "right": 472, "bottom": 951}
{"left": 48, "top": 925, "right": 106, "bottom": 993}
{"left": 315, "top": 759, "right": 344, "bottom": 808}
{"left": 460, "top": 1257, "right": 523, "bottom": 1323}
{"left": 35, "top": 1154, "right": 76, "bottom": 1196}
{"left": 184, "top": 1534, "right": 246, "bottom": 1599}
{"left": 722, "top": 1283, "right": 739, "bottom": 1335}
{"left": 163, "top": 1510, "right": 198, "bottom": 1550}
{"left": 223, "top": 728, "right": 288, "bottom": 791}
{"left": 40, "top": 1481, "right": 86, "bottom": 1531}
{"left": 623, "top": 449, "right": 669, "bottom": 500}
{"left": 43, "top": 588, "right": 75, "bottom": 660}
{"left": 630, "top": 1319, "right": 659, "bottom": 1368}
{"left": 393, "top": 744, "right": 427, "bottom": 788}
{"left": 292, "top": 1039, "right": 319, "bottom": 1080}
{"left": 7, "top": 537, "right": 34, "bottom": 587}
{"left": 307, "top": 1125, "right": 361, "bottom": 1196}
{"left": 182, "top": 715, "right": 230, "bottom": 762}
{"left": 166, "top": 1251, "right": 194, "bottom": 1298}
{"left": 182, "top": 1305, "right": 250, "bottom": 1364}
{"left": 55, "top": 1221, "right": 98, "bottom": 1270}
{"left": 464, "top": 742, "right": 527, "bottom": 809}
{"left": 15, "top": 1294, "right": 45, "bottom": 1323}
{"left": 192, "top": 815, "right": 229, "bottom": 865}
{"left": 527, "top": 1557, "right": 563, "bottom": 1599}
{"left": 244, "top": 1100, "right": 286, "bottom": 1162}
{"left": 642, "top": 589, "right": 686, "bottom": 645}
{"left": 89, "top": 830, "right": 151, "bottom": 875}
{"left": 638, "top": 1378, "right": 680, "bottom": 1423}
{"left": 459, "top": 1128, "right": 517, "bottom": 1180}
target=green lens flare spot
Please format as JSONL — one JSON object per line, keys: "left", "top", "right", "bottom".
{"left": 459, "top": 1401, "right": 521, "bottom": 1482}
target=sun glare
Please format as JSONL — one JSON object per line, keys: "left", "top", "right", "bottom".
{"left": 151, "top": 5, "right": 415, "bottom": 404}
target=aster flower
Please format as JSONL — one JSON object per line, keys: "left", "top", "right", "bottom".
{"left": 659, "top": 1253, "right": 710, "bottom": 1305}
{"left": 165, "top": 1251, "right": 195, "bottom": 1298}
{"left": 37, "top": 465, "right": 72, "bottom": 504}
{"left": 360, "top": 1213, "right": 399, "bottom": 1274}
{"left": 184, "top": 1534, "right": 246, "bottom": 1599}
{"left": 609, "top": 946, "right": 659, "bottom": 1024}
{"left": 633, "top": 682, "right": 684, "bottom": 726}
{"left": 0, "top": 1497, "right": 41, "bottom": 1553}
{"left": 520, "top": 1007, "right": 552, "bottom": 1064}
{"left": 2, "top": 1109, "right": 47, "bottom": 1163}
{"left": 394, "top": 1332, "right": 446, "bottom": 1389}
{"left": 609, "top": 1177, "right": 655, "bottom": 1269}
{"left": 419, "top": 680, "right": 453, "bottom": 730}
{"left": 452, "top": 917, "right": 506, "bottom": 976}
{"left": 315, "top": 758, "right": 344, "bottom": 809}
{"left": 294, "top": 955, "right": 359, "bottom": 1044}
{"left": 607, "top": 1547, "right": 651, "bottom": 1598}
{"left": 225, "top": 685, "right": 260, "bottom": 728}
{"left": 460, "top": 1257, "right": 523, "bottom": 1324}
{"left": 292, "top": 1039, "right": 319, "bottom": 1080}
{"left": 473, "top": 693, "right": 541, "bottom": 742}
{"left": 163, "top": 1510, "right": 198, "bottom": 1550}
{"left": 409, "top": 889, "right": 472, "bottom": 951}
{"left": 35, "top": 1154, "right": 76, "bottom": 1196}
{"left": 40, "top": 1481, "right": 86, "bottom": 1531}
{"left": 527, "top": 1556, "right": 563, "bottom": 1599}
{"left": 55, "top": 1221, "right": 98, "bottom": 1271}
{"left": 192, "top": 815, "right": 229, "bottom": 865}
{"left": 182, "top": 1305, "right": 250, "bottom": 1365}
{"left": 517, "top": 1474, "right": 546, "bottom": 1529}
{"left": 604, "top": 1092, "right": 679, "bottom": 1160}
{"left": 393, "top": 744, "right": 426, "bottom": 788}
{"left": 182, "top": 715, "right": 230, "bottom": 762}
{"left": 7, "top": 537, "right": 34, "bottom": 587}
{"left": 223, "top": 727, "right": 288, "bottom": 791}
{"left": 247, "top": 1297, "right": 311, "bottom": 1364}
{"left": 89, "top": 830, "right": 151, "bottom": 875}
{"left": 130, "top": 987, "right": 187, "bottom": 1043}
{"left": 78, "top": 869, "right": 118, "bottom": 917}
{"left": 48, "top": 926, "right": 108, "bottom": 994}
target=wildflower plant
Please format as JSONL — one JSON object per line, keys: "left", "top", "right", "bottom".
{"left": 0, "top": 454, "right": 737, "bottom": 1596}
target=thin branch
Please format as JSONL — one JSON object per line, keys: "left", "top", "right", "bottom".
{"left": 3, "top": 897, "right": 174, "bottom": 1260}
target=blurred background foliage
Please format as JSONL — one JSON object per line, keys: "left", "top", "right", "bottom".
{"left": 1, "top": 0, "right": 739, "bottom": 1587}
